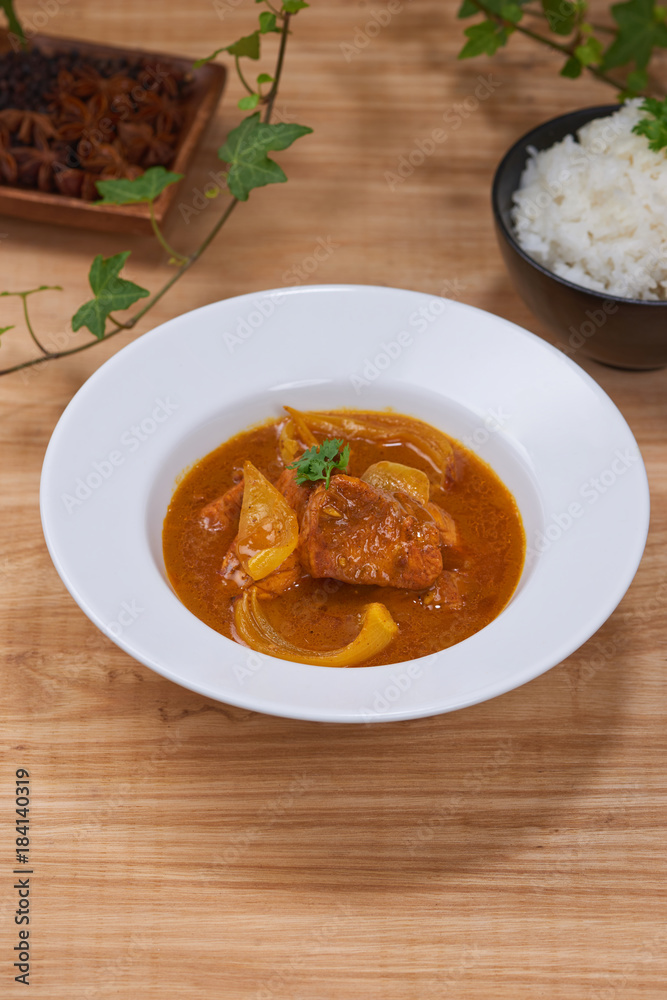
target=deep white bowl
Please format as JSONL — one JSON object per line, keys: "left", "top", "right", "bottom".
{"left": 40, "top": 285, "right": 649, "bottom": 723}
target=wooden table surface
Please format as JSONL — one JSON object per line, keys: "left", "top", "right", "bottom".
{"left": 1, "top": 1, "right": 666, "bottom": 997}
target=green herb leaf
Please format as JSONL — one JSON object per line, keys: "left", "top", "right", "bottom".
{"left": 632, "top": 96, "right": 667, "bottom": 151}
{"left": 560, "top": 54, "right": 583, "bottom": 77}
{"left": 238, "top": 93, "right": 261, "bottom": 110}
{"left": 95, "top": 167, "right": 183, "bottom": 205}
{"left": 602, "top": 0, "right": 667, "bottom": 70}
{"left": 72, "top": 252, "right": 149, "bottom": 340}
{"left": 259, "top": 11, "right": 280, "bottom": 33}
{"left": 541, "top": 0, "right": 577, "bottom": 35}
{"left": 283, "top": 0, "right": 309, "bottom": 11}
{"left": 458, "top": 19, "right": 508, "bottom": 58}
{"left": 218, "top": 112, "right": 313, "bottom": 201}
{"left": 288, "top": 439, "right": 350, "bottom": 489}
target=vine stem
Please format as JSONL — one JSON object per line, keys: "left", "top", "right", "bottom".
{"left": 264, "top": 12, "right": 291, "bottom": 123}
{"left": 149, "top": 202, "right": 187, "bottom": 265}
{"left": 0, "top": 13, "right": 293, "bottom": 378}
{"left": 468, "top": 0, "right": 627, "bottom": 93}
{"left": 235, "top": 55, "right": 255, "bottom": 96}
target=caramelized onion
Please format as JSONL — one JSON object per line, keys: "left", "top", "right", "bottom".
{"left": 361, "top": 460, "right": 431, "bottom": 504}
{"left": 233, "top": 590, "right": 399, "bottom": 667}
{"left": 286, "top": 408, "right": 454, "bottom": 484}
{"left": 237, "top": 461, "right": 298, "bottom": 581}
{"left": 278, "top": 409, "right": 318, "bottom": 466}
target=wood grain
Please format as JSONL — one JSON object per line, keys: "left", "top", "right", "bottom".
{"left": 1, "top": 1, "right": 666, "bottom": 998}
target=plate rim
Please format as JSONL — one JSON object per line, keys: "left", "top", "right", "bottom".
{"left": 40, "top": 283, "right": 651, "bottom": 723}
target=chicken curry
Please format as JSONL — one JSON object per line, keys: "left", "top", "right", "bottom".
{"left": 162, "top": 408, "right": 525, "bottom": 667}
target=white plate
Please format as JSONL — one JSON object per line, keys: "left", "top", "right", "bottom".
{"left": 40, "top": 285, "right": 649, "bottom": 723}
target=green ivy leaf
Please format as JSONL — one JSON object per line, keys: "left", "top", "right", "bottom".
{"left": 501, "top": 2, "right": 523, "bottom": 21}
{"left": 602, "top": 0, "right": 667, "bottom": 70}
{"left": 0, "top": 0, "right": 26, "bottom": 47}
{"left": 238, "top": 93, "right": 261, "bottom": 110}
{"left": 459, "top": 19, "right": 508, "bottom": 58}
{"left": 259, "top": 11, "right": 280, "bottom": 33}
{"left": 625, "top": 67, "right": 649, "bottom": 93}
{"left": 72, "top": 252, "right": 149, "bottom": 340}
{"left": 283, "top": 0, "right": 309, "bottom": 11}
{"left": 574, "top": 36, "right": 604, "bottom": 65}
{"left": 560, "top": 54, "right": 583, "bottom": 77}
{"left": 95, "top": 167, "right": 183, "bottom": 205}
{"left": 194, "top": 32, "right": 261, "bottom": 68}
{"left": 541, "top": 0, "right": 578, "bottom": 35}
{"left": 632, "top": 96, "right": 667, "bottom": 151}
{"left": 0, "top": 324, "right": 15, "bottom": 339}
{"left": 227, "top": 32, "right": 261, "bottom": 59}
{"left": 257, "top": 72, "right": 274, "bottom": 84}
{"left": 458, "top": 0, "right": 481, "bottom": 15}
{"left": 218, "top": 112, "right": 313, "bottom": 201}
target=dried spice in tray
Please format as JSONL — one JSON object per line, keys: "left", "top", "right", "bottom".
{"left": 0, "top": 46, "right": 193, "bottom": 200}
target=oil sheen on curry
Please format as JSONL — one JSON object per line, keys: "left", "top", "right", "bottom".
{"left": 163, "top": 408, "right": 525, "bottom": 667}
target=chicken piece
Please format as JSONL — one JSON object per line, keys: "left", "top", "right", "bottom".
{"left": 274, "top": 468, "right": 314, "bottom": 523}
{"left": 199, "top": 479, "right": 244, "bottom": 532}
{"left": 421, "top": 571, "right": 465, "bottom": 610}
{"left": 221, "top": 543, "right": 302, "bottom": 597}
{"left": 299, "top": 474, "right": 443, "bottom": 590}
{"left": 426, "top": 502, "right": 460, "bottom": 550}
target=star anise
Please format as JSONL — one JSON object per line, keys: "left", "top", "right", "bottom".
{"left": 0, "top": 126, "right": 18, "bottom": 184}
{"left": 78, "top": 140, "right": 142, "bottom": 185}
{"left": 12, "top": 137, "right": 69, "bottom": 192}
{"left": 134, "top": 89, "right": 183, "bottom": 134}
{"left": 0, "top": 108, "right": 56, "bottom": 146}
{"left": 116, "top": 119, "right": 175, "bottom": 167}
{"left": 55, "top": 93, "right": 109, "bottom": 144}
{"left": 69, "top": 66, "right": 135, "bottom": 106}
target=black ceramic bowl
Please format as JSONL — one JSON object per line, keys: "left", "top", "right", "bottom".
{"left": 492, "top": 105, "right": 667, "bottom": 370}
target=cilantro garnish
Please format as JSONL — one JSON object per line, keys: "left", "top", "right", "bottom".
{"left": 632, "top": 97, "right": 667, "bottom": 152}
{"left": 288, "top": 438, "right": 350, "bottom": 489}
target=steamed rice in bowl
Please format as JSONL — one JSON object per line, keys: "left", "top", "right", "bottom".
{"left": 511, "top": 100, "right": 667, "bottom": 301}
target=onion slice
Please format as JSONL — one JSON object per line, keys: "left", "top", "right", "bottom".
{"left": 233, "top": 590, "right": 399, "bottom": 667}
{"left": 361, "top": 461, "right": 431, "bottom": 505}
{"left": 285, "top": 408, "right": 454, "bottom": 484}
{"left": 237, "top": 461, "right": 298, "bottom": 581}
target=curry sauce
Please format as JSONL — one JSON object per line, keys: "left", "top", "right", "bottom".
{"left": 162, "top": 411, "right": 525, "bottom": 667}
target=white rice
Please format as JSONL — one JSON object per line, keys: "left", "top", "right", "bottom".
{"left": 511, "top": 100, "right": 667, "bottom": 300}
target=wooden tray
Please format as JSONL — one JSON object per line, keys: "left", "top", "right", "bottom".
{"left": 0, "top": 32, "right": 226, "bottom": 235}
